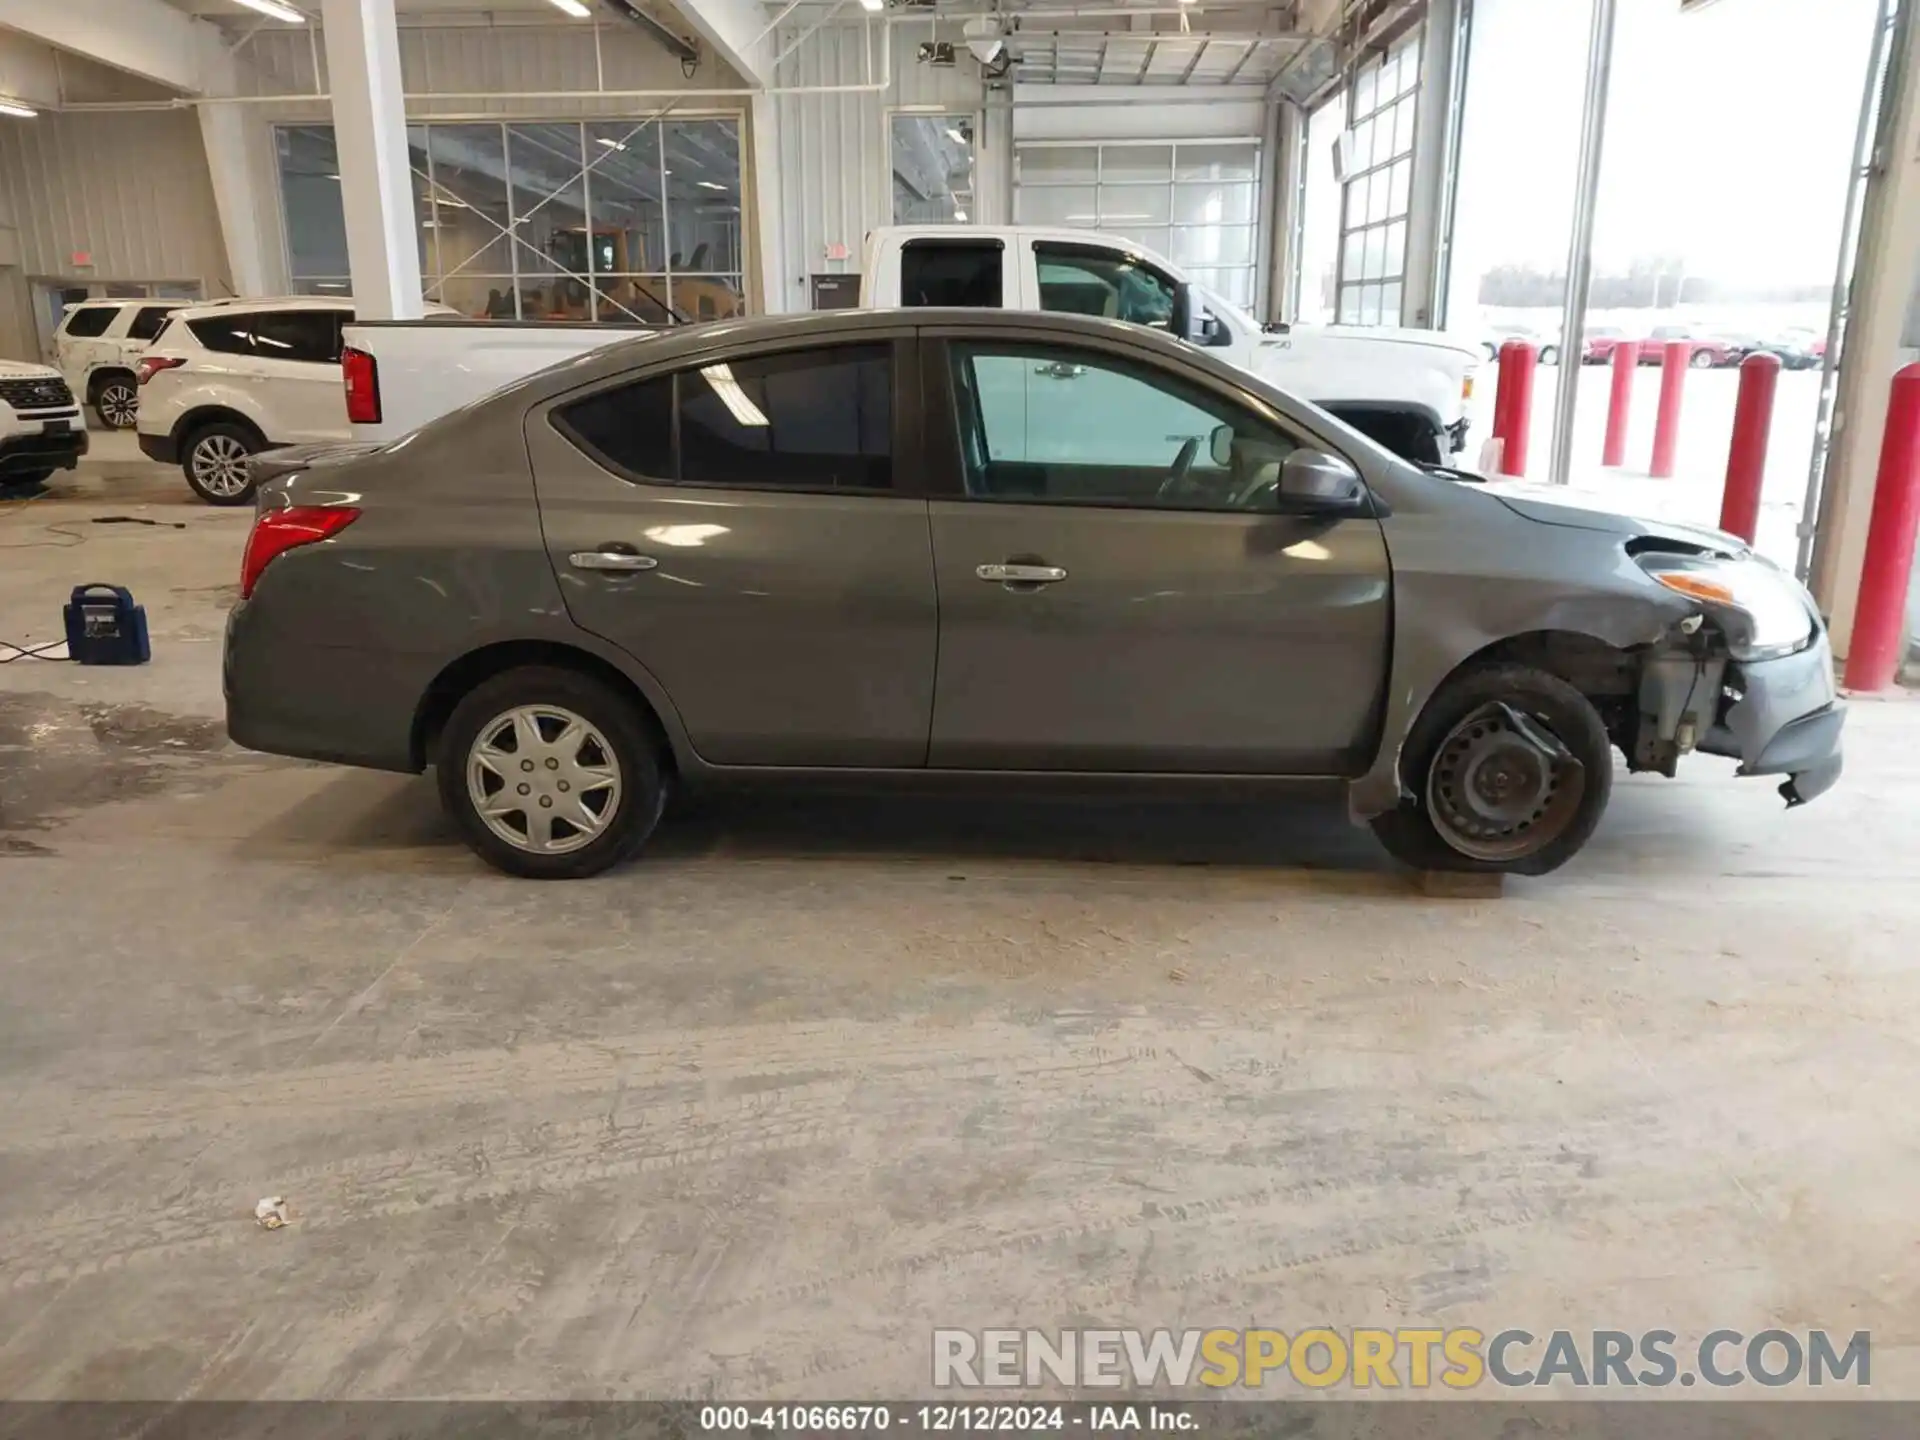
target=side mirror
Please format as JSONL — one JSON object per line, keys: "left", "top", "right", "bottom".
{"left": 1279, "top": 448, "right": 1367, "bottom": 510}
{"left": 1172, "top": 282, "right": 1207, "bottom": 344}
{"left": 1209, "top": 424, "right": 1235, "bottom": 468}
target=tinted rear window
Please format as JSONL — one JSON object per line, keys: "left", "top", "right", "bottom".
{"left": 900, "top": 243, "right": 1003, "bottom": 308}
{"left": 61, "top": 306, "right": 114, "bottom": 339}
{"left": 127, "top": 306, "right": 175, "bottom": 342}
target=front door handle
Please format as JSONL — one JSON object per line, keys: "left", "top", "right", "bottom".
{"left": 570, "top": 549, "right": 659, "bottom": 572}
{"left": 977, "top": 562, "right": 1067, "bottom": 585}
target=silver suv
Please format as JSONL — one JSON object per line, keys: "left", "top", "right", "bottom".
{"left": 222, "top": 309, "right": 1845, "bottom": 880}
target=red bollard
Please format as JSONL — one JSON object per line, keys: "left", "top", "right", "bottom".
{"left": 1492, "top": 340, "right": 1537, "bottom": 477}
{"left": 1649, "top": 340, "right": 1691, "bottom": 478}
{"left": 1602, "top": 340, "right": 1641, "bottom": 467}
{"left": 1843, "top": 363, "right": 1920, "bottom": 692}
{"left": 1719, "top": 352, "right": 1781, "bottom": 543}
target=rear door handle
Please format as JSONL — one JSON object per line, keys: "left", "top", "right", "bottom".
{"left": 570, "top": 549, "right": 659, "bottom": 572}
{"left": 977, "top": 563, "right": 1067, "bottom": 585}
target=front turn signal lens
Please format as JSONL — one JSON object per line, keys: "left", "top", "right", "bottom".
{"left": 1652, "top": 572, "right": 1738, "bottom": 606}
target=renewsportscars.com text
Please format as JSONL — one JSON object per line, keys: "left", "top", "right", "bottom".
{"left": 932, "top": 1327, "right": 1871, "bottom": 1390}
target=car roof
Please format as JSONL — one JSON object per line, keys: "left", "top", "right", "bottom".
{"left": 539, "top": 307, "right": 1245, "bottom": 399}
{"left": 71, "top": 297, "right": 191, "bottom": 309}
{"left": 170, "top": 296, "right": 356, "bottom": 320}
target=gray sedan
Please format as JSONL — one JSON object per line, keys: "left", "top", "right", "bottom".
{"left": 223, "top": 309, "right": 1843, "bottom": 879}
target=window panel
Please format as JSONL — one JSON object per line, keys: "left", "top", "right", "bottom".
{"left": 1353, "top": 64, "right": 1378, "bottom": 117}
{"left": 1383, "top": 220, "right": 1408, "bottom": 278}
{"left": 679, "top": 345, "right": 892, "bottom": 491}
{"left": 1174, "top": 142, "right": 1257, "bottom": 181}
{"left": 1172, "top": 225, "right": 1253, "bottom": 267}
{"left": 1389, "top": 157, "right": 1412, "bottom": 218}
{"left": 585, "top": 120, "right": 666, "bottom": 277}
{"left": 277, "top": 125, "right": 350, "bottom": 282}
{"left": 426, "top": 125, "right": 515, "bottom": 279}
{"left": 1016, "top": 184, "right": 1099, "bottom": 227}
{"left": 1099, "top": 145, "right": 1172, "bottom": 183}
{"left": 431, "top": 276, "right": 519, "bottom": 320}
{"left": 891, "top": 113, "right": 971, "bottom": 224}
{"left": 1349, "top": 118, "right": 1374, "bottom": 174}
{"left": 1189, "top": 267, "right": 1255, "bottom": 306}
{"left": 1098, "top": 184, "right": 1172, "bottom": 226}
{"left": 1018, "top": 146, "right": 1098, "bottom": 183}
{"left": 507, "top": 123, "right": 588, "bottom": 306}
{"left": 1380, "top": 281, "right": 1403, "bottom": 326}
{"left": 1342, "top": 230, "right": 1364, "bottom": 280}
{"left": 667, "top": 119, "right": 744, "bottom": 273}
{"left": 1368, "top": 170, "right": 1392, "bottom": 224}
{"left": 557, "top": 374, "right": 675, "bottom": 480}
{"left": 1173, "top": 181, "right": 1255, "bottom": 226}
{"left": 1338, "top": 285, "right": 1363, "bottom": 324}
{"left": 591, "top": 276, "right": 675, "bottom": 323}
{"left": 1102, "top": 226, "right": 1174, "bottom": 259}
{"left": 951, "top": 342, "right": 1300, "bottom": 511}
{"left": 1363, "top": 225, "right": 1387, "bottom": 282}
{"left": 672, "top": 274, "right": 745, "bottom": 322}
{"left": 1393, "top": 95, "right": 1417, "bottom": 156}
{"left": 1360, "top": 284, "right": 1384, "bottom": 326}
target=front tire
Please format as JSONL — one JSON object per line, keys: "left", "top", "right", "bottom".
{"left": 1538, "top": 345, "right": 1559, "bottom": 366}
{"left": 436, "top": 666, "right": 665, "bottom": 879}
{"left": 1369, "top": 664, "right": 1613, "bottom": 877}
{"left": 92, "top": 375, "right": 139, "bottom": 430}
{"left": 1690, "top": 349, "right": 1715, "bottom": 369}
{"left": 181, "top": 420, "right": 263, "bottom": 505}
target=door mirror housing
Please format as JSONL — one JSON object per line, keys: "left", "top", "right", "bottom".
{"left": 1279, "top": 448, "right": 1367, "bottom": 510}
{"left": 1172, "top": 282, "right": 1208, "bottom": 345}
{"left": 1209, "top": 424, "right": 1235, "bottom": 468}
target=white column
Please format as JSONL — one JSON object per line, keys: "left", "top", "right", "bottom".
{"left": 320, "top": 0, "right": 422, "bottom": 320}
{"left": 197, "top": 104, "right": 273, "bottom": 297}
{"left": 749, "top": 92, "right": 787, "bottom": 314}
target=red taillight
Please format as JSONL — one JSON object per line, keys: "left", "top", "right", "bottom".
{"left": 342, "top": 345, "right": 381, "bottom": 425}
{"left": 240, "top": 506, "right": 360, "bottom": 599}
{"left": 136, "top": 355, "right": 185, "bottom": 386}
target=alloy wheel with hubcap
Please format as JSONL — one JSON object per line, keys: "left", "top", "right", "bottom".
{"left": 187, "top": 431, "right": 256, "bottom": 502}
{"left": 466, "top": 704, "right": 624, "bottom": 855}
{"left": 95, "top": 380, "right": 138, "bottom": 429}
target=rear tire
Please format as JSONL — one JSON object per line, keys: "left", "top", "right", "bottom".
{"left": 1369, "top": 663, "right": 1614, "bottom": 877}
{"left": 1690, "top": 349, "right": 1715, "bottom": 369}
{"left": 181, "top": 420, "right": 263, "bottom": 505}
{"left": 436, "top": 666, "right": 666, "bottom": 879}
{"left": 92, "top": 374, "right": 139, "bottom": 430}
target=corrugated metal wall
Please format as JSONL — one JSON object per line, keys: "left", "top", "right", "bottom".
{"left": 768, "top": 21, "right": 993, "bottom": 312}
{"left": 0, "top": 109, "right": 228, "bottom": 359}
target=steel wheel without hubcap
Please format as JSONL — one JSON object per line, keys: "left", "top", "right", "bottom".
{"left": 1426, "top": 703, "right": 1586, "bottom": 863}
{"left": 97, "top": 382, "right": 137, "bottom": 429}
{"left": 466, "top": 704, "right": 623, "bottom": 855}
{"left": 190, "top": 434, "right": 252, "bottom": 498}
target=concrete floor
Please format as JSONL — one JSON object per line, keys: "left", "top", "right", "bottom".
{"left": 3, "top": 438, "right": 1920, "bottom": 1402}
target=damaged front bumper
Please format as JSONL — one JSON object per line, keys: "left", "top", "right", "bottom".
{"left": 1695, "top": 631, "right": 1845, "bottom": 806}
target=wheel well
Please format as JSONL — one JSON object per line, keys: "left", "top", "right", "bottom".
{"left": 1444, "top": 630, "right": 1642, "bottom": 746}
{"left": 87, "top": 368, "right": 136, "bottom": 400}
{"left": 172, "top": 407, "right": 266, "bottom": 450}
{"left": 411, "top": 640, "right": 675, "bottom": 775}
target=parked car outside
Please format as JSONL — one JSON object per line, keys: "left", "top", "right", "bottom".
{"left": 1725, "top": 329, "right": 1823, "bottom": 371}
{"left": 1641, "top": 325, "right": 1740, "bottom": 368}
{"left": 53, "top": 298, "right": 192, "bottom": 430}
{"left": 135, "top": 297, "right": 455, "bottom": 504}
{"left": 1582, "top": 326, "right": 1638, "bottom": 364}
{"left": 223, "top": 309, "right": 1845, "bottom": 882}
{"left": 0, "top": 361, "right": 88, "bottom": 497}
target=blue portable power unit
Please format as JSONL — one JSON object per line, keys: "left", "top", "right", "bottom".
{"left": 62, "top": 584, "right": 151, "bottom": 666}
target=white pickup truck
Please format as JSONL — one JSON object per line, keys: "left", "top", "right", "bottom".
{"left": 860, "top": 225, "right": 1482, "bottom": 463}
{"left": 342, "top": 224, "right": 1481, "bottom": 462}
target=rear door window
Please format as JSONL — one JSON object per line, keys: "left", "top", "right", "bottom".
{"left": 252, "top": 310, "right": 346, "bottom": 364}
{"left": 555, "top": 343, "right": 893, "bottom": 492}
{"left": 1032, "top": 243, "right": 1178, "bottom": 330}
{"left": 900, "top": 242, "right": 1004, "bottom": 308}
{"left": 188, "top": 313, "right": 263, "bottom": 356}
{"left": 60, "top": 306, "right": 115, "bottom": 339}
{"left": 127, "top": 306, "right": 175, "bottom": 342}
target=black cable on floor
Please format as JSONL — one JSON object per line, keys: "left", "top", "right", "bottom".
{"left": 0, "top": 640, "right": 70, "bottom": 664}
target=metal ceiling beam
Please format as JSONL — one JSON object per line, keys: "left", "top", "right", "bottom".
{"left": 1178, "top": 38, "right": 1211, "bottom": 83}
{"left": 600, "top": 0, "right": 700, "bottom": 64}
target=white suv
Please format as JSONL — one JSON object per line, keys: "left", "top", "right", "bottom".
{"left": 54, "top": 298, "right": 192, "bottom": 430}
{"left": 137, "top": 297, "right": 456, "bottom": 504}
{"left": 0, "top": 361, "right": 88, "bottom": 496}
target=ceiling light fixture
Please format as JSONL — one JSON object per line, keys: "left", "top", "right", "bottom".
{"left": 232, "top": 0, "right": 306, "bottom": 23}
{"left": 953, "top": 208, "right": 968, "bottom": 221}
{"left": 595, "top": 137, "right": 627, "bottom": 151}
{"left": 547, "top": 0, "right": 592, "bottom": 16}
{"left": 0, "top": 101, "right": 40, "bottom": 119}
{"left": 697, "top": 180, "right": 726, "bottom": 191}
{"left": 860, "top": 0, "right": 884, "bottom": 12}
